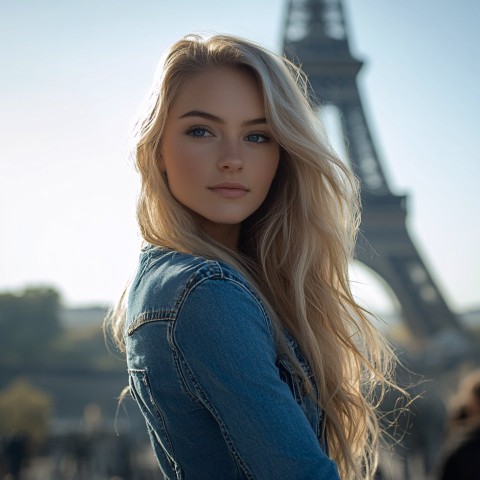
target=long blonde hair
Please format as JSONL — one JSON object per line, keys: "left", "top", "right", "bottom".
{"left": 107, "top": 34, "right": 398, "bottom": 479}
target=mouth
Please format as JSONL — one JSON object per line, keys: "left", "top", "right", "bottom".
{"left": 208, "top": 182, "right": 249, "bottom": 191}
{"left": 208, "top": 183, "right": 249, "bottom": 199}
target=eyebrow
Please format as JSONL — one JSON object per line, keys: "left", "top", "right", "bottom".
{"left": 178, "top": 110, "right": 267, "bottom": 127}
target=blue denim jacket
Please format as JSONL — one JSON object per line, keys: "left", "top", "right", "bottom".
{"left": 126, "top": 245, "right": 340, "bottom": 480}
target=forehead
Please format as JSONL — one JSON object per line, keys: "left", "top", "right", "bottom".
{"left": 169, "top": 67, "right": 265, "bottom": 118}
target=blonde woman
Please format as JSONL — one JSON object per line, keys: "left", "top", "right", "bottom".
{"left": 107, "top": 34, "right": 397, "bottom": 479}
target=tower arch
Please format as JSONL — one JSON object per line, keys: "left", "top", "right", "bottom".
{"left": 283, "top": 0, "right": 463, "bottom": 339}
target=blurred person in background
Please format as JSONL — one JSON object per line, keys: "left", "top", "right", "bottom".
{"left": 436, "top": 368, "right": 480, "bottom": 479}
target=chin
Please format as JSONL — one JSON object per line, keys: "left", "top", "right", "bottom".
{"left": 203, "top": 211, "right": 254, "bottom": 225}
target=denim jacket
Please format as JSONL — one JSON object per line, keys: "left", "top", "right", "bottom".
{"left": 126, "top": 245, "right": 340, "bottom": 480}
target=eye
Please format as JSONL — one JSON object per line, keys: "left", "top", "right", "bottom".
{"left": 245, "top": 133, "right": 270, "bottom": 143}
{"left": 186, "top": 126, "right": 213, "bottom": 138}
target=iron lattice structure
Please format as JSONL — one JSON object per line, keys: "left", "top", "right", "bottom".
{"left": 282, "top": 0, "right": 461, "bottom": 338}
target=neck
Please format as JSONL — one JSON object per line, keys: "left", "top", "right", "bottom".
{"left": 201, "top": 222, "right": 240, "bottom": 251}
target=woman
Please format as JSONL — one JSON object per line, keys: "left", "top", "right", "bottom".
{"left": 107, "top": 34, "right": 396, "bottom": 480}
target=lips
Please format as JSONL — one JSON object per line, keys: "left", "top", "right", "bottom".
{"left": 208, "top": 182, "right": 249, "bottom": 199}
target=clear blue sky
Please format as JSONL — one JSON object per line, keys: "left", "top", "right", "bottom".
{"left": 1, "top": 0, "right": 478, "bottom": 314}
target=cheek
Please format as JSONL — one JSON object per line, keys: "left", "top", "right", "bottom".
{"left": 163, "top": 140, "right": 208, "bottom": 179}
{"left": 259, "top": 153, "right": 280, "bottom": 187}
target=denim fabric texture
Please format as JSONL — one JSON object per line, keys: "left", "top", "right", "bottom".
{"left": 126, "top": 245, "right": 340, "bottom": 480}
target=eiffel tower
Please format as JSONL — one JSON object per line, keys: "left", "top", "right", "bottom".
{"left": 282, "top": 0, "right": 462, "bottom": 338}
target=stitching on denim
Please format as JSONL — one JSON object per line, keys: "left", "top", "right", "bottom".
{"left": 284, "top": 333, "right": 315, "bottom": 380}
{"left": 175, "top": 354, "right": 203, "bottom": 404}
{"left": 211, "top": 260, "right": 224, "bottom": 278}
{"left": 148, "top": 421, "right": 183, "bottom": 479}
{"left": 315, "top": 402, "right": 322, "bottom": 440}
{"left": 216, "top": 264, "right": 274, "bottom": 336}
{"left": 169, "top": 276, "right": 276, "bottom": 480}
{"left": 129, "top": 372, "right": 181, "bottom": 477}
{"left": 127, "top": 311, "right": 175, "bottom": 336}
{"left": 169, "top": 275, "right": 227, "bottom": 408}
{"left": 167, "top": 321, "right": 202, "bottom": 404}
{"left": 278, "top": 360, "right": 322, "bottom": 442}
{"left": 179, "top": 357, "right": 255, "bottom": 480}
{"left": 171, "top": 271, "right": 273, "bottom": 339}
{"left": 169, "top": 261, "right": 223, "bottom": 317}
{"left": 277, "top": 358, "right": 305, "bottom": 406}
{"left": 130, "top": 370, "right": 180, "bottom": 473}
{"left": 216, "top": 274, "right": 273, "bottom": 336}
{"left": 144, "top": 421, "right": 175, "bottom": 479}
{"left": 165, "top": 259, "right": 273, "bottom": 335}
{"left": 130, "top": 256, "right": 273, "bottom": 336}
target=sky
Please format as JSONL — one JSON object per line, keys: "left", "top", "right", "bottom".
{"left": 1, "top": 0, "right": 478, "bottom": 315}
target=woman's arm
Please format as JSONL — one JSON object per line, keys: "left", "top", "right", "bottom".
{"left": 172, "top": 276, "right": 340, "bottom": 480}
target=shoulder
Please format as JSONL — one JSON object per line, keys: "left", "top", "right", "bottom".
{"left": 450, "top": 427, "right": 480, "bottom": 459}
{"left": 126, "top": 244, "right": 268, "bottom": 333}
{"left": 439, "top": 427, "right": 480, "bottom": 476}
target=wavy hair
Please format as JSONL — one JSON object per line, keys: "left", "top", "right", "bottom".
{"left": 106, "top": 34, "right": 399, "bottom": 479}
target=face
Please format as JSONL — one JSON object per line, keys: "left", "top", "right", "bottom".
{"left": 160, "top": 67, "right": 280, "bottom": 249}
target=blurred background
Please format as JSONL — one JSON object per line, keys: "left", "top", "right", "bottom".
{"left": 1, "top": 1, "right": 479, "bottom": 479}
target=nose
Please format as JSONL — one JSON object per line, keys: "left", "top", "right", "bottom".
{"left": 217, "top": 139, "right": 243, "bottom": 171}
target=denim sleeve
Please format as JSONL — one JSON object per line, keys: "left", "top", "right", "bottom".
{"left": 172, "top": 277, "right": 340, "bottom": 480}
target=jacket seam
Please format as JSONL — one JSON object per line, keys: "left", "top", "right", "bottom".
{"left": 170, "top": 276, "right": 273, "bottom": 479}
{"left": 127, "top": 259, "right": 273, "bottom": 337}
{"left": 128, "top": 370, "right": 180, "bottom": 475}
{"left": 128, "top": 311, "right": 175, "bottom": 336}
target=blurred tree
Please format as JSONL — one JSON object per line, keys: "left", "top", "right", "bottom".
{"left": 0, "top": 287, "right": 62, "bottom": 366}
{"left": 0, "top": 378, "right": 52, "bottom": 442}
{"left": 51, "top": 323, "right": 125, "bottom": 371}
{"left": 0, "top": 286, "right": 125, "bottom": 371}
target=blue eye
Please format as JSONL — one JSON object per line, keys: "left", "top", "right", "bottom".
{"left": 187, "top": 127, "right": 212, "bottom": 138}
{"left": 246, "top": 133, "right": 270, "bottom": 143}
